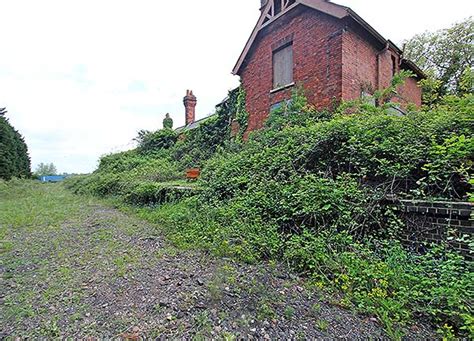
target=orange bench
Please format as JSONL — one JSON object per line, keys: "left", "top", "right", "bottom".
{"left": 186, "top": 168, "right": 201, "bottom": 181}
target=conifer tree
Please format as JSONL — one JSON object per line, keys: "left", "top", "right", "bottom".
{"left": 0, "top": 108, "right": 31, "bottom": 180}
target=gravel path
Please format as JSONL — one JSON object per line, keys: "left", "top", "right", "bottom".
{"left": 0, "top": 197, "right": 436, "bottom": 339}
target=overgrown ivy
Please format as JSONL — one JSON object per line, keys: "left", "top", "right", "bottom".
{"left": 234, "top": 87, "right": 249, "bottom": 140}
{"left": 134, "top": 86, "right": 247, "bottom": 169}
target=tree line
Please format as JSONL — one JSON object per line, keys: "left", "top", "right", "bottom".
{"left": 404, "top": 17, "right": 473, "bottom": 103}
{"left": 0, "top": 108, "right": 31, "bottom": 180}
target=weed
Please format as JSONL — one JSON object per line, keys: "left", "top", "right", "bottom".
{"left": 93, "top": 228, "right": 113, "bottom": 242}
{"left": 315, "top": 319, "right": 329, "bottom": 332}
{"left": 284, "top": 306, "right": 296, "bottom": 320}
{"left": 70, "top": 312, "right": 83, "bottom": 322}
{"left": 41, "top": 319, "right": 61, "bottom": 337}
{"left": 153, "top": 304, "right": 164, "bottom": 314}
{"left": 221, "top": 332, "right": 236, "bottom": 341}
{"left": 207, "top": 264, "right": 238, "bottom": 302}
{"left": 296, "top": 330, "right": 306, "bottom": 340}
{"left": 207, "top": 280, "right": 223, "bottom": 302}
{"left": 113, "top": 252, "right": 137, "bottom": 277}
{"left": 256, "top": 301, "right": 276, "bottom": 321}
{"left": 437, "top": 324, "right": 457, "bottom": 341}
{"left": 155, "top": 246, "right": 179, "bottom": 259}
{"left": 311, "top": 303, "right": 321, "bottom": 316}
{"left": 194, "top": 311, "right": 212, "bottom": 334}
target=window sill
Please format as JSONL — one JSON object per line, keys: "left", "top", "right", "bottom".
{"left": 270, "top": 82, "right": 295, "bottom": 94}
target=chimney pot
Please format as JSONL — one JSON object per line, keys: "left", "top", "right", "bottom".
{"left": 183, "top": 90, "right": 197, "bottom": 126}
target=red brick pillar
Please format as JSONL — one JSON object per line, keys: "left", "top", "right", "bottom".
{"left": 183, "top": 90, "right": 197, "bottom": 126}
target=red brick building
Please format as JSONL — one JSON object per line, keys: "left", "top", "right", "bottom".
{"left": 233, "top": 0, "right": 425, "bottom": 134}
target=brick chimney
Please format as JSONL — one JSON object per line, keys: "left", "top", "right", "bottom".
{"left": 183, "top": 90, "right": 197, "bottom": 126}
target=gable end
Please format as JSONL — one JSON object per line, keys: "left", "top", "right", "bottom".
{"left": 232, "top": 0, "right": 423, "bottom": 78}
{"left": 232, "top": 0, "right": 349, "bottom": 75}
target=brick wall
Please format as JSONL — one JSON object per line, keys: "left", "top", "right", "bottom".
{"left": 341, "top": 24, "right": 422, "bottom": 107}
{"left": 397, "top": 200, "right": 473, "bottom": 260}
{"left": 399, "top": 77, "right": 423, "bottom": 107}
{"left": 240, "top": 7, "right": 345, "bottom": 136}
{"left": 341, "top": 26, "right": 380, "bottom": 100}
{"left": 239, "top": 7, "right": 423, "bottom": 136}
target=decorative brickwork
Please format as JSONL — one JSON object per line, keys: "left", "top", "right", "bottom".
{"left": 397, "top": 200, "right": 473, "bottom": 260}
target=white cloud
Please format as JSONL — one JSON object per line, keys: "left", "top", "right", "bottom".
{"left": 0, "top": 0, "right": 472, "bottom": 173}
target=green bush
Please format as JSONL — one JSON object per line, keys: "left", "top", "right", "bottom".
{"left": 265, "top": 86, "right": 334, "bottom": 130}
{"left": 66, "top": 87, "right": 247, "bottom": 204}
{"left": 285, "top": 232, "right": 473, "bottom": 336}
{"left": 136, "top": 128, "right": 178, "bottom": 154}
{"left": 204, "top": 94, "right": 473, "bottom": 202}
{"left": 123, "top": 181, "right": 196, "bottom": 206}
{"left": 66, "top": 149, "right": 183, "bottom": 205}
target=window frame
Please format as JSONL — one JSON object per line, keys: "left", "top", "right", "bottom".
{"left": 272, "top": 42, "right": 294, "bottom": 90}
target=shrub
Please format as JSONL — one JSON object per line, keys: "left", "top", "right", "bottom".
{"left": 66, "top": 150, "right": 183, "bottom": 204}
{"left": 136, "top": 129, "right": 178, "bottom": 154}
{"left": 204, "top": 94, "right": 473, "bottom": 201}
{"left": 285, "top": 232, "right": 473, "bottom": 337}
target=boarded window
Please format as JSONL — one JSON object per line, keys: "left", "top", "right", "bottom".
{"left": 273, "top": 44, "right": 293, "bottom": 88}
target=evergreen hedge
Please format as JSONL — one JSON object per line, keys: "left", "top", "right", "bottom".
{"left": 0, "top": 112, "right": 31, "bottom": 180}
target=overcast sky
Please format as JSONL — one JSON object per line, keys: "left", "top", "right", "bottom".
{"left": 1, "top": 0, "right": 472, "bottom": 174}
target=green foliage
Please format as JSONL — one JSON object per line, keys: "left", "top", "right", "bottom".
{"left": 234, "top": 87, "right": 249, "bottom": 139}
{"left": 136, "top": 128, "right": 178, "bottom": 154}
{"left": 173, "top": 115, "right": 228, "bottom": 169}
{"left": 163, "top": 113, "right": 173, "bottom": 129}
{"left": 374, "top": 70, "right": 415, "bottom": 105}
{"left": 205, "top": 93, "right": 473, "bottom": 202}
{"left": 65, "top": 150, "right": 185, "bottom": 205}
{"left": 265, "top": 86, "right": 333, "bottom": 130}
{"left": 67, "top": 98, "right": 239, "bottom": 204}
{"left": 420, "top": 135, "right": 473, "bottom": 198}
{"left": 34, "top": 162, "right": 58, "bottom": 177}
{"left": 419, "top": 75, "right": 444, "bottom": 106}
{"left": 0, "top": 111, "right": 31, "bottom": 180}
{"left": 336, "top": 71, "right": 415, "bottom": 113}
{"left": 286, "top": 233, "right": 473, "bottom": 337}
{"left": 459, "top": 66, "right": 474, "bottom": 95}
{"left": 404, "top": 17, "right": 474, "bottom": 99}
{"left": 172, "top": 87, "right": 242, "bottom": 168}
